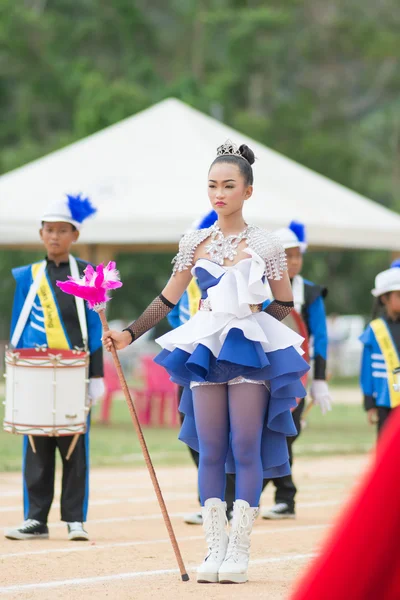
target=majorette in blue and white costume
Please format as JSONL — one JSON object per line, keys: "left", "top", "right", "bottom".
{"left": 155, "top": 224, "right": 309, "bottom": 479}
{"left": 111, "top": 140, "right": 310, "bottom": 583}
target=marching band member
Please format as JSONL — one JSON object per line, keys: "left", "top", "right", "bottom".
{"left": 360, "top": 266, "right": 400, "bottom": 435}
{"left": 103, "top": 140, "right": 309, "bottom": 584}
{"left": 262, "top": 221, "right": 332, "bottom": 520}
{"left": 5, "top": 195, "right": 103, "bottom": 542}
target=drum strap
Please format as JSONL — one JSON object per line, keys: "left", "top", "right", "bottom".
{"left": 11, "top": 261, "right": 47, "bottom": 348}
{"left": 187, "top": 278, "right": 202, "bottom": 317}
{"left": 371, "top": 318, "right": 400, "bottom": 408}
{"left": 69, "top": 256, "right": 88, "bottom": 349}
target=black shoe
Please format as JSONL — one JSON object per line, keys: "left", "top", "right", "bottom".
{"left": 261, "top": 503, "right": 296, "bottom": 520}
{"left": 5, "top": 519, "right": 49, "bottom": 540}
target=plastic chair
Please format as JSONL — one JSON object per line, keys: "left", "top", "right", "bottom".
{"left": 99, "top": 356, "right": 122, "bottom": 423}
{"left": 100, "top": 353, "right": 179, "bottom": 426}
{"left": 99, "top": 356, "right": 150, "bottom": 425}
{"left": 140, "top": 355, "right": 179, "bottom": 426}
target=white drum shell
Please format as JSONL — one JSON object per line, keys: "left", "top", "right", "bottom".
{"left": 3, "top": 349, "right": 89, "bottom": 436}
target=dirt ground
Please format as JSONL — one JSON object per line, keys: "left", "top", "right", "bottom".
{"left": 0, "top": 454, "right": 372, "bottom": 600}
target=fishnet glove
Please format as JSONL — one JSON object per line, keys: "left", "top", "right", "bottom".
{"left": 264, "top": 299, "right": 294, "bottom": 321}
{"left": 123, "top": 294, "right": 176, "bottom": 343}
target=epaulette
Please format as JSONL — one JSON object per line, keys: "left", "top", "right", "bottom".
{"left": 247, "top": 226, "right": 287, "bottom": 280}
{"left": 172, "top": 227, "right": 214, "bottom": 273}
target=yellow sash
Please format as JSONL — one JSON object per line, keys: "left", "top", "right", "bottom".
{"left": 187, "top": 278, "right": 202, "bottom": 317}
{"left": 370, "top": 318, "right": 400, "bottom": 408}
{"left": 31, "top": 262, "right": 70, "bottom": 349}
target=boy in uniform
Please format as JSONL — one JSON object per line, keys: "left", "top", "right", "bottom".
{"left": 360, "top": 266, "right": 400, "bottom": 435}
{"left": 5, "top": 194, "right": 104, "bottom": 541}
{"left": 262, "top": 221, "right": 332, "bottom": 519}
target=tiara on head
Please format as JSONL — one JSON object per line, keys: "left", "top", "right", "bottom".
{"left": 216, "top": 139, "right": 246, "bottom": 160}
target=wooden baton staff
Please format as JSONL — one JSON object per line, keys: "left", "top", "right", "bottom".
{"left": 97, "top": 309, "right": 189, "bottom": 582}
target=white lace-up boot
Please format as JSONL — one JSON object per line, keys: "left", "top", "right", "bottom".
{"left": 197, "top": 498, "right": 229, "bottom": 583}
{"left": 218, "top": 499, "right": 258, "bottom": 584}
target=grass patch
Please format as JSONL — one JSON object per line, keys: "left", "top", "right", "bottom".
{"left": 0, "top": 397, "right": 375, "bottom": 472}
{"left": 296, "top": 402, "right": 375, "bottom": 455}
{"left": 329, "top": 375, "right": 359, "bottom": 388}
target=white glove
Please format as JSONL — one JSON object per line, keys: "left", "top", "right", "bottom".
{"left": 310, "top": 380, "right": 332, "bottom": 415}
{"left": 88, "top": 378, "right": 105, "bottom": 406}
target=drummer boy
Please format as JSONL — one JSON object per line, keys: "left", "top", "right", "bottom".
{"left": 261, "top": 221, "right": 332, "bottom": 520}
{"left": 5, "top": 194, "right": 103, "bottom": 541}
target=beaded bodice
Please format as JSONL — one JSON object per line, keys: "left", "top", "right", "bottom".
{"left": 172, "top": 224, "right": 287, "bottom": 280}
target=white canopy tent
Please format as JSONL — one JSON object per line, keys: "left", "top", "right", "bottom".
{"left": 1, "top": 97, "right": 400, "bottom": 259}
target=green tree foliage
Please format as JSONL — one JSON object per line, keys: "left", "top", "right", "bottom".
{"left": 1, "top": 0, "right": 400, "bottom": 335}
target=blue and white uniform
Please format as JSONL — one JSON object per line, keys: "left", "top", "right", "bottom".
{"left": 156, "top": 245, "right": 309, "bottom": 479}
{"left": 9, "top": 194, "right": 102, "bottom": 526}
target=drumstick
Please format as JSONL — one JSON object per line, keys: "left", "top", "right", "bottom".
{"left": 98, "top": 310, "right": 189, "bottom": 581}
{"left": 66, "top": 433, "right": 80, "bottom": 460}
{"left": 28, "top": 435, "right": 36, "bottom": 454}
{"left": 57, "top": 261, "right": 189, "bottom": 582}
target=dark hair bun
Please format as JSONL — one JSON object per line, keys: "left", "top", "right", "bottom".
{"left": 239, "top": 144, "right": 255, "bottom": 165}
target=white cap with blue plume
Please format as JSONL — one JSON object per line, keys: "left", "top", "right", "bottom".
{"left": 275, "top": 220, "right": 307, "bottom": 253}
{"left": 41, "top": 194, "right": 97, "bottom": 230}
{"left": 187, "top": 209, "right": 218, "bottom": 232}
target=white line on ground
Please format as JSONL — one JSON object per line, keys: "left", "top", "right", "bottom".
{"left": 28, "top": 512, "right": 188, "bottom": 528}
{"left": 0, "top": 480, "right": 347, "bottom": 499}
{"left": 0, "top": 496, "right": 341, "bottom": 515}
{"left": 0, "top": 483, "right": 161, "bottom": 499}
{"left": 297, "top": 500, "right": 340, "bottom": 508}
{"left": 1, "top": 499, "right": 341, "bottom": 529}
{"left": 0, "top": 523, "right": 329, "bottom": 559}
{"left": 0, "top": 552, "right": 317, "bottom": 593}
{"left": 0, "top": 492, "right": 196, "bottom": 513}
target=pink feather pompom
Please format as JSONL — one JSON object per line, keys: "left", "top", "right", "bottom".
{"left": 57, "top": 261, "right": 123, "bottom": 309}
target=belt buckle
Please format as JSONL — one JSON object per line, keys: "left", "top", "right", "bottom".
{"left": 249, "top": 303, "right": 262, "bottom": 313}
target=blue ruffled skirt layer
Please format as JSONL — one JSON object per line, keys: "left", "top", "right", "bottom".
{"left": 155, "top": 327, "right": 309, "bottom": 479}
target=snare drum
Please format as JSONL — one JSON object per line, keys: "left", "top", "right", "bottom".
{"left": 3, "top": 347, "right": 89, "bottom": 436}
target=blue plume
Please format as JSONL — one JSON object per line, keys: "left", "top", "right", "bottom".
{"left": 67, "top": 194, "right": 97, "bottom": 224}
{"left": 391, "top": 258, "right": 400, "bottom": 269}
{"left": 289, "top": 220, "right": 306, "bottom": 244}
{"left": 197, "top": 210, "right": 218, "bottom": 230}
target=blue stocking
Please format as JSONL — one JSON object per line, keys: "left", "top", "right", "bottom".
{"left": 192, "top": 384, "right": 229, "bottom": 505}
{"left": 228, "top": 383, "right": 268, "bottom": 506}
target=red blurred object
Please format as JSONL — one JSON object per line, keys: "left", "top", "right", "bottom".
{"left": 290, "top": 407, "right": 400, "bottom": 600}
{"left": 100, "top": 356, "right": 123, "bottom": 423}
{"left": 291, "top": 309, "right": 310, "bottom": 391}
{"left": 100, "top": 354, "right": 178, "bottom": 426}
{"left": 283, "top": 309, "right": 310, "bottom": 409}
{"left": 140, "top": 355, "right": 179, "bottom": 427}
